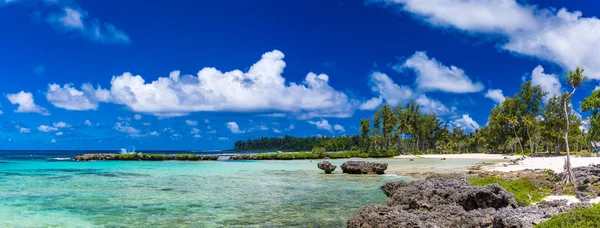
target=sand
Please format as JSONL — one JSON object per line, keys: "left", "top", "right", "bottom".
{"left": 394, "top": 153, "right": 520, "bottom": 160}
{"left": 484, "top": 156, "right": 600, "bottom": 173}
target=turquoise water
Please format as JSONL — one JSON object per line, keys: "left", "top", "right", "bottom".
{"left": 0, "top": 156, "right": 498, "bottom": 227}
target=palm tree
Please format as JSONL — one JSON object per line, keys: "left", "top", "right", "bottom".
{"left": 562, "top": 67, "right": 586, "bottom": 184}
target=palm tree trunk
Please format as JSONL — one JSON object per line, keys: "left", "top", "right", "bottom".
{"left": 562, "top": 92, "right": 576, "bottom": 184}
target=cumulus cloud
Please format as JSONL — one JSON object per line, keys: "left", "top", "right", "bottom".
{"left": 50, "top": 138, "right": 56, "bottom": 143}
{"left": 7, "top": 91, "right": 50, "bottom": 115}
{"left": 361, "top": 72, "right": 454, "bottom": 115}
{"left": 185, "top": 120, "right": 198, "bottom": 126}
{"left": 415, "top": 95, "right": 455, "bottom": 116}
{"left": 333, "top": 124, "right": 345, "bottom": 132}
{"left": 56, "top": 132, "right": 63, "bottom": 136}
{"left": 51, "top": 50, "right": 356, "bottom": 119}
{"left": 53, "top": 121, "right": 70, "bottom": 128}
{"left": 451, "top": 114, "right": 481, "bottom": 133}
{"left": 273, "top": 128, "right": 282, "bottom": 133}
{"left": 398, "top": 51, "right": 484, "bottom": 93}
{"left": 19, "top": 127, "right": 31, "bottom": 134}
{"left": 114, "top": 122, "right": 140, "bottom": 135}
{"left": 484, "top": 89, "right": 506, "bottom": 104}
{"left": 227, "top": 122, "right": 245, "bottom": 134}
{"left": 84, "top": 120, "right": 92, "bottom": 126}
{"left": 46, "top": 7, "right": 130, "bottom": 44}
{"left": 360, "top": 72, "right": 412, "bottom": 110}
{"left": 38, "top": 125, "right": 58, "bottom": 132}
{"left": 372, "top": 0, "right": 600, "bottom": 78}
{"left": 134, "top": 114, "right": 142, "bottom": 120}
{"left": 46, "top": 83, "right": 110, "bottom": 111}
{"left": 149, "top": 131, "right": 159, "bottom": 136}
{"left": 308, "top": 119, "right": 333, "bottom": 131}
{"left": 531, "top": 65, "right": 562, "bottom": 99}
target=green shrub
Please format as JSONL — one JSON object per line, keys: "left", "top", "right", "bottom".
{"left": 311, "top": 147, "right": 327, "bottom": 158}
{"left": 369, "top": 150, "right": 400, "bottom": 157}
{"left": 467, "top": 177, "right": 552, "bottom": 205}
{"left": 535, "top": 204, "right": 600, "bottom": 228}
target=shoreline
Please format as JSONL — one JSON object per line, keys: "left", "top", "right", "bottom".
{"left": 394, "top": 153, "right": 520, "bottom": 160}
{"left": 482, "top": 156, "right": 600, "bottom": 173}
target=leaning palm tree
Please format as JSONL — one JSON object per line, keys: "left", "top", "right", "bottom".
{"left": 562, "top": 67, "right": 586, "bottom": 184}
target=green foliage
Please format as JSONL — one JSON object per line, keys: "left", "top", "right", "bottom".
{"left": 233, "top": 135, "right": 360, "bottom": 152}
{"left": 467, "top": 177, "right": 552, "bottom": 205}
{"left": 535, "top": 204, "right": 600, "bottom": 228}
{"left": 328, "top": 151, "right": 368, "bottom": 159}
{"left": 175, "top": 154, "right": 199, "bottom": 160}
{"left": 368, "top": 150, "right": 400, "bottom": 157}
{"left": 311, "top": 147, "right": 327, "bottom": 158}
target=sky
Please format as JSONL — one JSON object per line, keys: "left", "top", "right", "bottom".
{"left": 1, "top": 0, "right": 600, "bottom": 150}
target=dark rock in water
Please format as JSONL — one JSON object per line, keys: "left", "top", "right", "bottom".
{"left": 317, "top": 161, "right": 337, "bottom": 174}
{"left": 341, "top": 161, "right": 387, "bottom": 174}
{"left": 348, "top": 176, "right": 580, "bottom": 228}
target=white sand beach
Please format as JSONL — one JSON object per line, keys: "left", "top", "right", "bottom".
{"left": 394, "top": 153, "right": 520, "bottom": 160}
{"left": 485, "top": 156, "right": 600, "bottom": 173}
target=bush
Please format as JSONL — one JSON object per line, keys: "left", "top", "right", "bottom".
{"left": 369, "top": 150, "right": 400, "bottom": 157}
{"left": 467, "top": 177, "right": 552, "bottom": 205}
{"left": 311, "top": 147, "right": 327, "bottom": 158}
{"left": 535, "top": 204, "right": 600, "bottom": 228}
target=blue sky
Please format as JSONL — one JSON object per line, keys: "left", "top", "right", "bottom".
{"left": 1, "top": 0, "right": 600, "bottom": 150}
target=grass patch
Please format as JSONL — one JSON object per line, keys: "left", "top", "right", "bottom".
{"left": 535, "top": 204, "right": 600, "bottom": 228}
{"left": 467, "top": 176, "right": 552, "bottom": 205}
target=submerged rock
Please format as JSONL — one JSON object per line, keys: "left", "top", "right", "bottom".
{"left": 348, "top": 175, "right": 579, "bottom": 228}
{"left": 317, "top": 161, "right": 337, "bottom": 174}
{"left": 341, "top": 161, "right": 387, "bottom": 174}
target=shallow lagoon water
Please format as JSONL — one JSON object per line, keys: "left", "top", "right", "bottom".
{"left": 0, "top": 156, "right": 500, "bottom": 227}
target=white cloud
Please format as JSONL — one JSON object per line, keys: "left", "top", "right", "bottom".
{"left": 19, "top": 127, "right": 31, "bottom": 134}
{"left": 46, "top": 7, "right": 130, "bottom": 44}
{"left": 191, "top": 128, "right": 201, "bottom": 134}
{"left": 360, "top": 72, "right": 412, "bottom": 110}
{"left": 415, "top": 95, "right": 455, "bottom": 116}
{"left": 106, "top": 50, "right": 356, "bottom": 118}
{"left": 308, "top": 119, "right": 333, "bottom": 131}
{"left": 226, "top": 122, "right": 245, "bottom": 134}
{"left": 53, "top": 121, "right": 70, "bottom": 128}
{"left": 531, "top": 65, "right": 562, "bottom": 99}
{"left": 451, "top": 114, "right": 481, "bottom": 133}
{"left": 84, "top": 120, "right": 92, "bottom": 126}
{"left": 185, "top": 120, "right": 198, "bottom": 126}
{"left": 143, "top": 122, "right": 151, "bottom": 126}
{"left": 399, "top": 51, "right": 484, "bottom": 93}
{"left": 259, "top": 125, "right": 269, "bottom": 131}
{"left": 286, "top": 124, "right": 295, "bottom": 131}
{"left": 484, "top": 89, "right": 506, "bottom": 104}
{"left": 374, "top": 0, "right": 600, "bottom": 79}
{"left": 38, "top": 125, "right": 58, "bottom": 132}
{"left": 149, "top": 131, "right": 159, "bottom": 136}
{"left": 46, "top": 83, "right": 110, "bottom": 111}
{"left": 134, "top": 114, "right": 142, "bottom": 120}
{"left": 204, "top": 119, "right": 210, "bottom": 124}
{"left": 273, "top": 128, "right": 282, "bottom": 133}
{"left": 7, "top": 91, "right": 50, "bottom": 115}
{"left": 56, "top": 132, "right": 63, "bottom": 136}
{"left": 114, "top": 122, "right": 140, "bottom": 135}
{"left": 194, "top": 134, "right": 201, "bottom": 138}
{"left": 50, "top": 138, "right": 56, "bottom": 143}
{"left": 0, "top": 110, "right": 3, "bottom": 115}
{"left": 333, "top": 124, "right": 345, "bottom": 132}
{"left": 218, "top": 137, "right": 229, "bottom": 140}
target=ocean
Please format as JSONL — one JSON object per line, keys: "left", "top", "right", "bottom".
{"left": 0, "top": 150, "right": 497, "bottom": 227}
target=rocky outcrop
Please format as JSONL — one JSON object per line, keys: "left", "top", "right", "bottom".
{"left": 348, "top": 175, "right": 580, "bottom": 228}
{"left": 341, "top": 161, "right": 387, "bottom": 174}
{"left": 565, "top": 164, "right": 600, "bottom": 201}
{"left": 317, "top": 161, "right": 337, "bottom": 174}
{"left": 74, "top": 154, "right": 219, "bottom": 161}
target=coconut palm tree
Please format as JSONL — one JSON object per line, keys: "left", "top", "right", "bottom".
{"left": 562, "top": 67, "right": 586, "bottom": 184}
